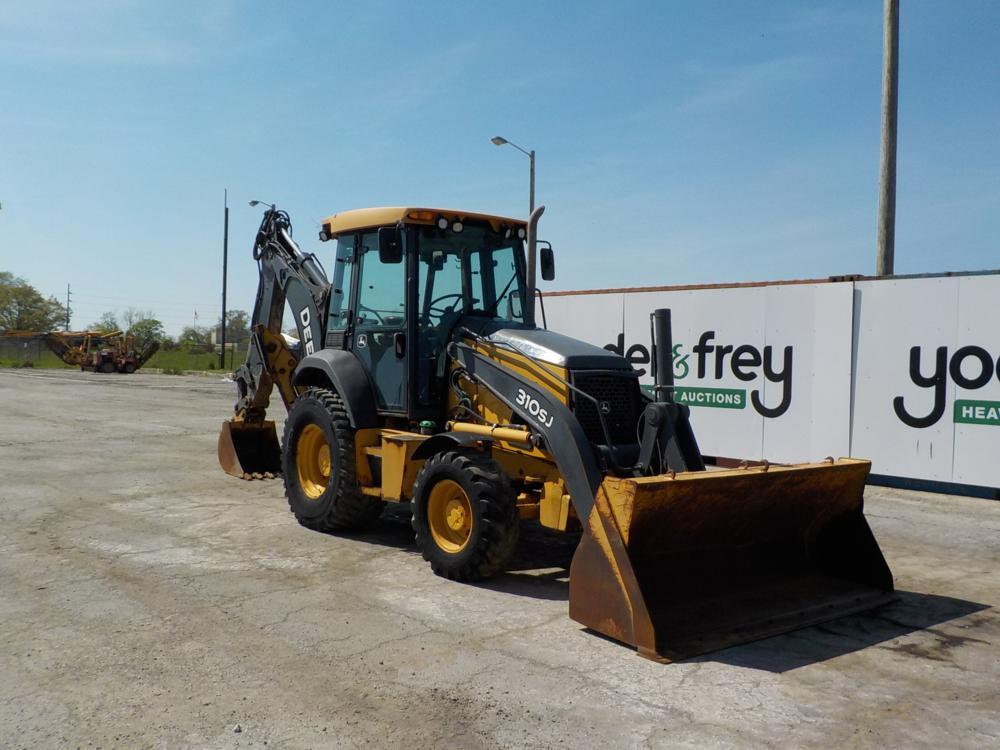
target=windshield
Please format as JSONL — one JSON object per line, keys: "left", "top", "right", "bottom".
{"left": 416, "top": 223, "right": 527, "bottom": 327}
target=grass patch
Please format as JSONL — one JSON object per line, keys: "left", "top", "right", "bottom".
{"left": 0, "top": 347, "right": 247, "bottom": 372}
{"left": 0, "top": 351, "right": 75, "bottom": 369}
{"left": 144, "top": 350, "right": 247, "bottom": 372}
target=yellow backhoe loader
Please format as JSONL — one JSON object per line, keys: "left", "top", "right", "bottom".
{"left": 218, "top": 203, "right": 894, "bottom": 661}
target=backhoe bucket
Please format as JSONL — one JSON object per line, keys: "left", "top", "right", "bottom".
{"left": 217, "top": 420, "right": 282, "bottom": 478}
{"left": 569, "top": 459, "right": 894, "bottom": 661}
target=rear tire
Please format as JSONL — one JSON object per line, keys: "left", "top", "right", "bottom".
{"left": 282, "top": 387, "right": 384, "bottom": 531}
{"left": 411, "top": 450, "right": 519, "bottom": 581}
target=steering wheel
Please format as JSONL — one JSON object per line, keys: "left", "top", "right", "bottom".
{"left": 426, "top": 293, "right": 465, "bottom": 316}
{"left": 357, "top": 304, "right": 385, "bottom": 325}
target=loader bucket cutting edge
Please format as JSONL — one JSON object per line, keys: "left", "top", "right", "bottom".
{"left": 218, "top": 420, "right": 282, "bottom": 478}
{"left": 568, "top": 458, "right": 894, "bottom": 661}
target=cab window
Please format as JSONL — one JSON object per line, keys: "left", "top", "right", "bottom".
{"left": 327, "top": 235, "right": 354, "bottom": 332}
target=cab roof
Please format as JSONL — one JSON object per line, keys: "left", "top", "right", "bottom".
{"left": 321, "top": 207, "right": 526, "bottom": 238}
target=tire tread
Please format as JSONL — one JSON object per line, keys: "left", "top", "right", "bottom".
{"left": 411, "top": 450, "right": 519, "bottom": 581}
{"left": 282, "top": 387, "right": 383, "bottom": 531}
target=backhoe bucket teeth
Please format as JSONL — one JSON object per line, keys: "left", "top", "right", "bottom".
{"left": 217, "top": 420, "right": 282, "bottom": 478}
{"left": 568, "top": 459, "right": 894, "bottom": 661}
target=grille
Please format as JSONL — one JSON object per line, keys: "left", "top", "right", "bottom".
{"left": 571, "top": 371, "right": 642, "bottom": 446}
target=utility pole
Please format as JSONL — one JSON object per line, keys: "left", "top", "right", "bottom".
{"left": 220, "top": 189, "right": 229, "bottom": 370}
{"left": 529, "top": 149, "right": 535, "bottom": 215}
{"left": 876, "top": 0, "right": 900, "bottom": 276}
{"left": 65, "top": 284, "right": 71, "bottom": 330}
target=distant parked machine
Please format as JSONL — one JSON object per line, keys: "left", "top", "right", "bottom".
{"left": 42, "top": 330, "right": 159, "bottom": 373}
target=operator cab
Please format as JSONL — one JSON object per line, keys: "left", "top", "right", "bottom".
{"left": 319, "top": 208, "right": 534, "bottom": 423}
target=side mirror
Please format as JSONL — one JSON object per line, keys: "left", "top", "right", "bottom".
{"left": 378, "top": 227, "right": 403, "bottom": 264}
{"left": 539, "top": 245, "right": 555, "bottom": 281}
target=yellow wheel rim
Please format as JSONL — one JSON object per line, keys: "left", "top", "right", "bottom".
{"left": 427, "top": 479, "right": 473, "bottom": 554}
{"left": 296, "top": 423, "right": 331, "bottom": 500}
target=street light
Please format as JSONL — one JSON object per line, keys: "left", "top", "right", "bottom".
{"left": 491, "top": 135, "right": 535, "bottom": 215}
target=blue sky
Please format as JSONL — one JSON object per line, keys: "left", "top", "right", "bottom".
{"left": 1, "top": 1, "right": 997, "bottom": 335}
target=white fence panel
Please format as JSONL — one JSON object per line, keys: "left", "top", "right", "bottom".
{"left": 850, "top": 277, "right": 960, "bottom": 481}
{"left": 761, "top": 282, "right": 853, "bottom": 463}
{"left": 950, "top": 275, "right": 1000, "bottom": 487}
{"left": 542, "top": 272, "right": 1000, "bottom": 489}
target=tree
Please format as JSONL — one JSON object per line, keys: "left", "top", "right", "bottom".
{"left": 120, "top": 307, "right": 156, "bottom": 332}
{"left": 179, "top": 325, "right": 212, "bottom": 352}
{"left": 218, "top": 309, "right": 250, "bottom": 347}
{"left": 0, "top": 272, "right": 68, "bottom": 332}
{"left": 89, "top": 312, "right": 120, "bottom": 333}
{"left": 128, "top": 318, "right": 165, "bottom": 346}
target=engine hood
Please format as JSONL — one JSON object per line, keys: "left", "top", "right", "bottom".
{"left": 459, "top": 317, "right": 630, "bottom": 371}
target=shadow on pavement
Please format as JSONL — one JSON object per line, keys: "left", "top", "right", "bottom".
{"left": 337, "top": 503, "right": 420, "bottom": 552}
{"left": 691, "top": 590, "right": 991, "bottom": 673}
{"left": 333, "top": 508, "right": 992, "bottom": 667}
{"left": 479, "top": 522, "right": 578, "bottom": 602}
{"left": 337, "top": 505, "right": 576, "bottom": 602}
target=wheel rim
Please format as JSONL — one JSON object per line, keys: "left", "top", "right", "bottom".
{"left": 427, "top": 479, "right": 473, "bottom": 553}
{"left": 296, "top": 424, "right": 331, "bottom": 500}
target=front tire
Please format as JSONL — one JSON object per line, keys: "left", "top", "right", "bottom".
{"left": 282, "top": 387, "right": 383, "bottom": 531}
{"left": 411, "top": 450, "right": 519, "bottom": 581}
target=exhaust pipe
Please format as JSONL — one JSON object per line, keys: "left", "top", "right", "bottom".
{"left": 651, "top": 308, "right": 674, "bottom": 403}
{"left": 524, "top": 205, "right": 545, "bottom": 327}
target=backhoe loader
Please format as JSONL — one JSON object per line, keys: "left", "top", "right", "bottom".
{"left": 42, "top": 330, "right": 159, "bottom": 372}
{"left": 218, "top": 203, "right": 894, "bottom": 661}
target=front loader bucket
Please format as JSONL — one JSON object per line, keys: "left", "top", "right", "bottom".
{"left": 569, "top": 459, "right": 894, "bottom": 661}
{"left": 217, "top": 420, "right": 282, "bottom": 478}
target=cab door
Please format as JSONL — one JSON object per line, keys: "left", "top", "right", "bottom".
{"left": 352, "top": 231, "right": 408, "bottom": 413}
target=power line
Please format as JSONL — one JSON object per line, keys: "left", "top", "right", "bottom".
{"left": 71, "top": 292, "right": 226, "bottom": 309}
{"left": 69, "top": 299, "right": 222, "bottom": 310}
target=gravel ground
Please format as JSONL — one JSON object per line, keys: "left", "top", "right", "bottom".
{"left": 1, "top": 369, "right": 998, "bottom": 749}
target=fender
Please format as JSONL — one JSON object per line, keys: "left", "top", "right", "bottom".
{"left": 293, "top": 349, "right": 378, "bottom": 428}
{"left": 411, "top": 432, "right": 488, "bottom": 461}
{"left": 452, "top": 342, "right": 603, "bottom": 522}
